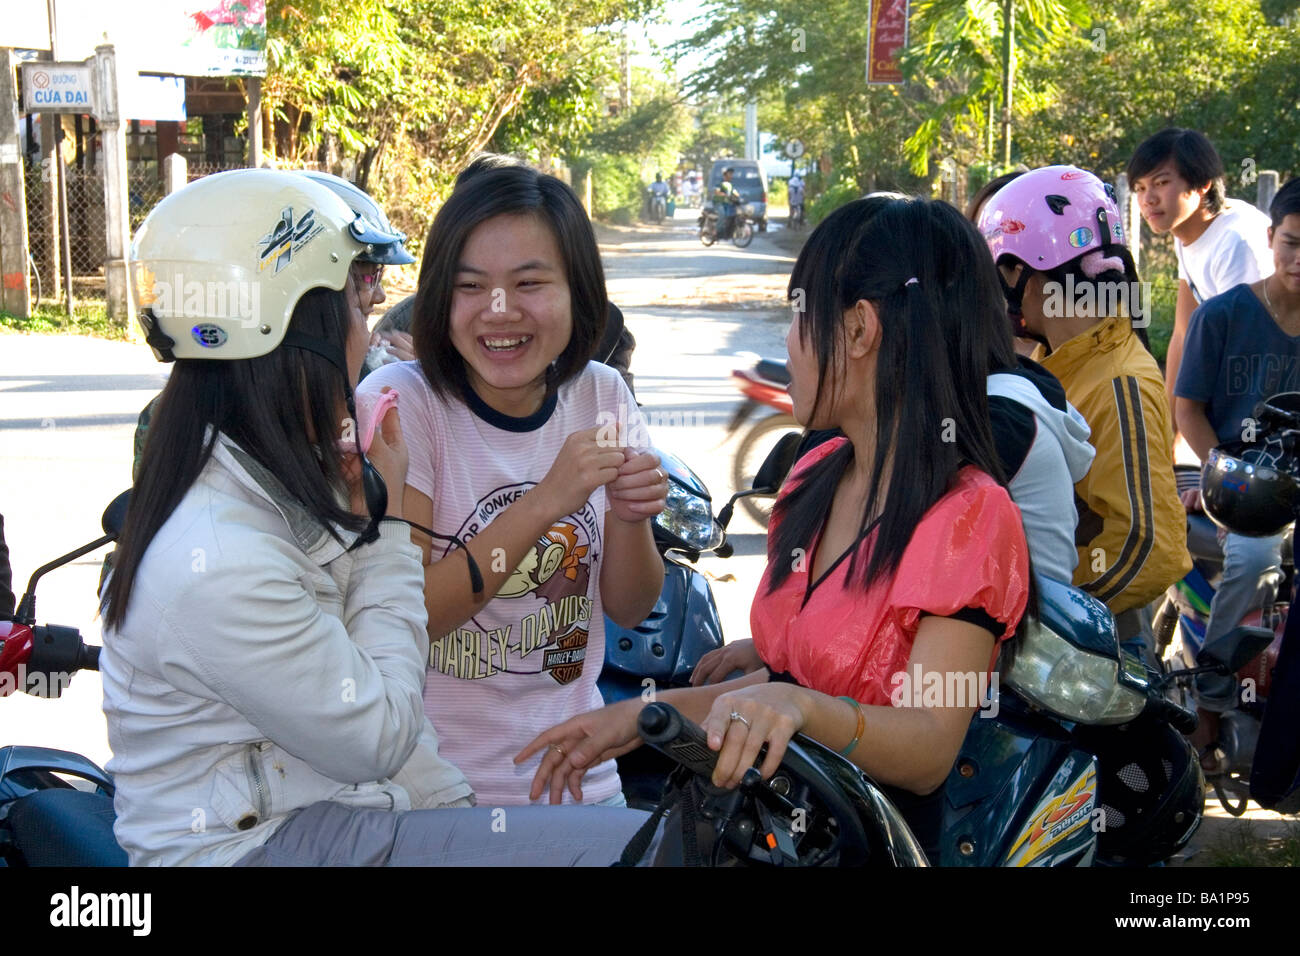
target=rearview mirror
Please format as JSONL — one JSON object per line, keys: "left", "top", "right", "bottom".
{"left": 752, "top": 433, "right": 802, "bottom": 493}
{"left": 102, "top": 490, "right": 132, "bottom": 538}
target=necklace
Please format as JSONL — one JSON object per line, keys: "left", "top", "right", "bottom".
{"left": 1263, "top": 279, "right": 1278, "bottom": 319}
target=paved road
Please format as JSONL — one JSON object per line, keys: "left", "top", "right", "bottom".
{"left": 0, "top": 208, "right": 797, "bottom": 770}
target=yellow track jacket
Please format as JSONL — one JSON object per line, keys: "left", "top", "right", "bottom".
{"left": 1034, "top": 317, "right": 1191, "bottom": 615}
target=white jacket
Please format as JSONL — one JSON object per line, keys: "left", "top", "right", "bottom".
{"left": 100, "top": 434, "right": 472, "bottom": 866}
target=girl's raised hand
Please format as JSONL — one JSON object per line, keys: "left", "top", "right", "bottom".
{"left": 534, "top": 427, "right": 626, "bottom": 519}
{"left": 607, "top": 448, "right": 668, "bottom": 523}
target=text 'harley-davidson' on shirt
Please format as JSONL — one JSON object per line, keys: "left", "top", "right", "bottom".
{"left": 358, "top": 360, "right": 646, "bottom": 806}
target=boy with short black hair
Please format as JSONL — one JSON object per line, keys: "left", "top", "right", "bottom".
{"left": 1127, "top": 128, "right": 1273, "bottom": 423}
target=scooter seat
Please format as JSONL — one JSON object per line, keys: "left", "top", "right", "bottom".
{"left": 8, "top": 788, "right": 127, "bottom": 866}
{"left": 754, "top": 359, "right": 791, "bottom": 388}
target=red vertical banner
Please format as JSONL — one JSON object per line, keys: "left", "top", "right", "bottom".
{"left": 866, "top": 0, "right": 909, "bottom": 85}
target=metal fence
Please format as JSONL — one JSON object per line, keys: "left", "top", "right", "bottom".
{"left": 22, "top": 157, "right": 246, "bottom": 307}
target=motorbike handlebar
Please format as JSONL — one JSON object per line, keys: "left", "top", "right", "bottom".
{"left": 638, "top": 702, "right": 720, "bottom": 779}
{"left": 1144, "top": 692, "right": 1199, "bottom": 735}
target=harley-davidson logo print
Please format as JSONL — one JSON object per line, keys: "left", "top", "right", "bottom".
{"left": 429, "top": 482, "right": 602, "bottom": 684}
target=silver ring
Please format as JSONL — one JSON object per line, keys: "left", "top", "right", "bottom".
{"left": 728, "top": 710, "right": 750, "bottom": 727}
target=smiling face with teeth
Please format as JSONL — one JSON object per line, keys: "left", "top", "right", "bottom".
{"left": 451, "top": 213, "right": 574, "bottom": 417}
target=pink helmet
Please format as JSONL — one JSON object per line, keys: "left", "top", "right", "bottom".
{"left": 978, "top": 165, "right": 1127, "bottom": 273}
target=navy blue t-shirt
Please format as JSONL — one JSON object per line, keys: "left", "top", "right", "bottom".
{"left": 1175, "top": 284, "right": 1300, "bottom": 443}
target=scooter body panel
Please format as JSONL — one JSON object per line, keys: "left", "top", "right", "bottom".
{"left": 941, "top": 697, "right": 1098, "bottom": 867}
{"left": 599, "top": 561, "right": 722, "bottom": 704}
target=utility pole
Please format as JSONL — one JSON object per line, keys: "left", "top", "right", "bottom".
{"left": 744, "top": 100, "right": 757, "bottom": 161}
{"left": 246, "top": 76, "right": 262, "bottom": 167}
{"left": 93, "top": 43, "right": 132, "bottom": 321}
{"left": 619, "top": 24, "right": 630, "bottom": 113}
{"left": 1000, "top": 0, "right": 1015, "bottom": 169}
{"left": 1, "top": 49, "right": 32, "bottom": 318}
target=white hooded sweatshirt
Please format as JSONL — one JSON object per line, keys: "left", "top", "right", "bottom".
{"left": 987, "top": 359, "right": 1097, "bottom": 582}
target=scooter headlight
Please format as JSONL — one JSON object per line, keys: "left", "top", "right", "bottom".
{"left": 1005, "top": 620, "right": 1147, "bottom": 724}
{"left": 658, "top": 479, "right": 723, "bottom": 552}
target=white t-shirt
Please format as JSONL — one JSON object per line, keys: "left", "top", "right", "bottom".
{"left": 1176, "top": 199, "right": 1274, "bottom": 304}
{"left": 358, "top": 360, "right": 647, "bottom": 806}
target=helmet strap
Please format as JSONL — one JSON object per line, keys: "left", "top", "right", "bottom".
{"left": 280, "top": 329, "right": 385, "bottom": 549}
{"left": 998, "top": 264, "right": 1047, "bottom": 346}
{"left": 142, "top": 309, "right": 178, "bottom": 362}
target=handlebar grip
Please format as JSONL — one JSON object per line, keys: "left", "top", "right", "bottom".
{"left": 638, "top": 702, "right": 719, "bottom": 779}
{"left": 1145, "top": 694, "right": 1198, "bottom": 735}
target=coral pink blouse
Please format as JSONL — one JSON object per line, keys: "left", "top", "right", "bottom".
{"left": 751, "top": 437, "right": 1031, "bottom": 706}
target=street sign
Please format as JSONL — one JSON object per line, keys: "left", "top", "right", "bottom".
{"left": 785, "top": 139, "right": 805, "bottom": 159}
{"left": 21, "top": 62, "right": 94, "bottom": 113}
{"left": 867, "top": 0, "right": 909, "bottom": 85}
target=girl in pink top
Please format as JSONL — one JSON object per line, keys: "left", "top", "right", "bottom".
{"left": 520, "top": 195, "right": 1031, "bottom": 858}
{"left": 360, "top": 162, "right": 667, "bottom": 806}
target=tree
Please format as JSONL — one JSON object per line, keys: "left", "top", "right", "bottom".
{"left": 262, "top": 0, "right": 661, "bottom": 247}
{"left": 900, "top": 0, "right": 1090, "bottom": 175}
{"left": 1014, "top": 0, "right": 1300, "bottom": 186}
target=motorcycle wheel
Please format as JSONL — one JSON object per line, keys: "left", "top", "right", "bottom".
{"left": 733, "top": 221, "right": 754, "bottom": 248}
{"left": 699, "top": 226, "right": 716, "bottom": 247}
{"left": 733, "top": 413, "right": 801, "bottom": 526}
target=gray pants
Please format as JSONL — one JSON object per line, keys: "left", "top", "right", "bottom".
{"left": 234, "top": 800, "right": 661, "bottom": 867}
{"left": 1194, "top": 529, "right": 1286, "bottom": 712}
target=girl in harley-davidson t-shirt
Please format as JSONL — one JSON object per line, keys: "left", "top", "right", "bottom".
{"left": 359, "top": 162, "right": 667, "bottom": 807}
{"left": 518, "top": 195, "right": 1031, "bottom": 860}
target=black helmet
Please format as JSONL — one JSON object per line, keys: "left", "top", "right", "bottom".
{"left": 1202, "top": 438, "right": 1300, "bottom": 538}
{"left": 1074, "top": 717, "right": 1204, "bottom": 866}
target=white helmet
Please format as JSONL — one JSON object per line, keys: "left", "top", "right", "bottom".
{"left": 130, "top": 169, "right": 366, "bottom": 361}
{"left": 296, "top": 170, "right": 416, "bottom": 265}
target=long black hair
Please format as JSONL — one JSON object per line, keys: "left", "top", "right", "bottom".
{"left": 769, "top": 196, "right": 1011, "bottom": 595}
{"left": 102, "top": 288, "right": 363, "bottom": 630}
{"left": 412, "top": 163, "right": 607, "bottom": 401}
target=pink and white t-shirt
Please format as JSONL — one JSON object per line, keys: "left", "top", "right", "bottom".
{"left": 357, "top": 360, "right": 646, "bottom": 806}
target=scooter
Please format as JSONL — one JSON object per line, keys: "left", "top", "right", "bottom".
{"left": 631, "top": 593, "right": 1253, "bottom": 867}
{"left": 724, "top": 357, "right": 798, "bottom": 526}
{"left": 0, "top": 492, "right": 129, "bottom": 866}
{"left": 636, "top": 436, "right": 1229, "bottom": 867}
{"left": 698, "top": 204, "right": 754, "bottom": 249}
{"left": 1153, "top": 395, "right": 1300, "bottom": 816}
{"left": 1152, "top": 465, "right": 1292, "bottom": 815}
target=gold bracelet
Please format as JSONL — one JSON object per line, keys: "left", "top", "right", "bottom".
{"left": 837, "top": 696, "right": 865, "bottom": 756}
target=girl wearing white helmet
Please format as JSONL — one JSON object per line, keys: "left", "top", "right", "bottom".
{"left": 101, "top": 169, "right": 660, "bottom": 865}
{"left": 978, "top": 165, "right": 1190, "bottom": 645}
{"left": 358, "top": 163, "right": 667, "bottom": 809}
